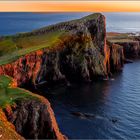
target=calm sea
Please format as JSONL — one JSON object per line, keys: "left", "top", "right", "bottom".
{"left": 1, "top": 12, "right": 140, "bottom": 139}
{"left": 46, "top": 60, "right": 140, "bottom": 139}
{"left": 0, "top": 12, "right": 140, "bottom": 36}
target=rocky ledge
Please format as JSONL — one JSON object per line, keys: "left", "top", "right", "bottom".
{"left": 107, "top": 32, "right": 140, "bottom": 59}
{"left": 0, "top": 13, "right": 125, "bottom": 88}
{"left": 0, "top": 75, "right": 65, "bottom": 140}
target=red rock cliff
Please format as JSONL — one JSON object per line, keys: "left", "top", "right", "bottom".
{"left": 0, "top": 13, "right": 122, "bottom": 87}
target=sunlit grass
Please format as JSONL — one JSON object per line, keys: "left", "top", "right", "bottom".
{"left": 0, "top": 75, "right": 36, "bottom": 108}
{"left": 0, "top": 31, "right": 64, "bottom": 65}
{"left": 107, "top": 32, "right": 135, "bottom": 43}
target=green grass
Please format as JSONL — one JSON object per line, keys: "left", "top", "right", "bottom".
{"left": 107, "top": 32, "right": 135, "bottom": 43}
{"left": 80, "top": 13, "right": 101, "bottom": 21}
{"left": 0, "top": 75, "right": 36, "bottom": 108}
{"left": 0, "top": 31, "right": 65, "bottom": 65}
{"left": 0, "top": 13, "right": 102, "bottom": 66}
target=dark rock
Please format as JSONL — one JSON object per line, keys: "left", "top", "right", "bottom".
{"left": 124, "top": 59, "right": 133, "bottom": 63}
{"left": 71, "top": 112, "right": 95, "bottom": 119}
{"left": 109, "top": 117, "right": 118, "bottom": 124}
{"left": 0, "top": 13, "right": 123, "bottom": 87}
{"left": 4, "top": 97, "right": 65, "bottom": 140}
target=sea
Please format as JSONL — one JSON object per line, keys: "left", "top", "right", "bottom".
{"left": 0, "top": 12, "right": 140, "bottom": 139}
{"left": 0, "top": 12, "right": 140, "bottom": 36}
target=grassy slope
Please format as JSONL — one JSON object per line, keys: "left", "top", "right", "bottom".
{"left": 107, "top": 32, "right": 136, "bottom": 43}
{"left": 0, "top": 13, "right": 101, "bottom": 66}
{"left": 0, "top": 75, "right": 37, "bottom": 108}
{"left": 0, "top": 75, "right": 38, "bottom": 139}
{"left": 0, "top": 31, "right": 65, "bottom": 65}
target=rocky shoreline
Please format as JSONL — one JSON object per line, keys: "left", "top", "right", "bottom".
{"left": 0, "top": 13, "right": 140, "bottom": 139}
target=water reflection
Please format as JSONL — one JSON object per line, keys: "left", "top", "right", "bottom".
{"left": 40, "top": 61, "right": 140, "bottom": 139}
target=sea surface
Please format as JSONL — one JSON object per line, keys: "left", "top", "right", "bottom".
{"left": 45, "top": 60, "right": 140, "bottom": 139}
{"left": 1, "top": 12, "right": 140, "bottom": 139}
{"left": 0, "top": 12, "right": 140, "bottom": 35}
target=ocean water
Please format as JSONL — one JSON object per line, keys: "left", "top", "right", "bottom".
{"left": 1, "top": 12, "right": 140, "bottom": 139}
{"left": 0, "top": 12, "right": 140, "bottom": 36}
{"left": 45, "top": 60, "right": 140, "bottom": 139}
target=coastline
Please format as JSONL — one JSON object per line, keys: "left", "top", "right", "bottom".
{"left": 0, "top": 13, "right": 140, "bottom": 139}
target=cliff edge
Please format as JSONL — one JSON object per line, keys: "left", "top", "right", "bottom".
{"left": 0, "top": 13, "right": 124, "bottom": 87}
{"left": 0, "top": 75, "right": 65, "bottom": 139}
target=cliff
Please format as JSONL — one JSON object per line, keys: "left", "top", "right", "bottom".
{"left": 0, "top": 75, "right": 65, "bottom": 139}
{"left": 0, "top": 108, "right": 24, "bottom": 140}
{"left": 106, "top": 41, "right": 124, "bottom": 73}
{"left": 0, "top": 13, "right": 124, "bottom": 87}
{"left": 107, "top": 32, "right": 140, "bottom": 59}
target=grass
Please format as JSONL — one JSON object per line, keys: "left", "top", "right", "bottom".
{"left": 0, "top": 13, "right": 102, "bottom": 66}
{"left": 80, "top": 13, "right": 101, "bottom": 21}
{"left": 0, "top": 31, "right": 65, "bottom": 65}
{"left": 107, "top": 32, "right": 136, "bottom": 43}
{"left": 0, "top": 75, "right": 36, "bottom": 108}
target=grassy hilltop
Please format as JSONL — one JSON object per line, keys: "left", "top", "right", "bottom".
{"left": 0, "top": 13, "right": 101, "bottom": 65}
{"left": 0, "top": 75, "right": 36, "bottom": 108}
{"left": 0, "top": 31, "right": 64, "bottom": 65}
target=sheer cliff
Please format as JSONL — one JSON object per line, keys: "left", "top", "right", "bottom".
{"left": 0, "top": 13, "right": 124, "bottom": 87}
{"left": 0, "top": 75, "right": 65, "bottom": 139}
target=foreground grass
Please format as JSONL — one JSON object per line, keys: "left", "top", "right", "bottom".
{"left": 0, "top": 75, "right": 36, "bottom": 108}
{"left": 0, "top": 75, "right": 27, "bottom": 139}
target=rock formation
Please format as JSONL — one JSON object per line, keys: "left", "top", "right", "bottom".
{"left": 0, "top": 13, "right": 125, "bottom": 88}
{"left": 0, "top": 75, "right": 65, "bottom": 140}
{"left": 4, "top": 94, "right": 65, "bottom": 140}
{"left": 115, "top": 41, "right": 140, "bottom": 58}
{"left": 0, "top": 108, "right": 24, "bottom": 140}
{"left": 107, "top": 32, "right": 140, "bottom": 59}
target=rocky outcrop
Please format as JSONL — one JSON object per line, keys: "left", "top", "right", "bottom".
{"left": 4, "top": 96, "right": 65, "bottom": 140}
{"left": 0, "top": 13, "right": 124, "bottom": 88}
{"left": 115, "top": 41, "right": 140, "bottom": 58}
{"left": 107, "top": 41, "right": 124, "bottom": 73}
{"left": 0, "top": 108, "right": 24, "bottom": 140}
{"left": 0, "top": 75, "right": 65, "bottom": 140}
{"left": 107, "top": 32, "right": 140, "bottom": 59}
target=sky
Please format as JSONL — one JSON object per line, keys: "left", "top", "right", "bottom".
{"left": 0, "top": 1, "right": 140, "bottom": 12}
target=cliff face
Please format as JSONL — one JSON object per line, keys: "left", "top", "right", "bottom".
{"left": 0, "top": 75, "right": 65, "bottom": 140}
{"left": 0, "top": 13, "right": 124, "bottom": 87}
{"left": 107, "top": 32, "right": 140, "bottom": 59}
{"left": 0, "top": 108, "right": 24, "bottom": 140}
{"left": 4, "top": 96, "right": 65, "bottom": 140}
{"left": 107, "top": 41, "right": 124, "bottom": 73}
{"left": 115, "top": 41, "right": 140, "bottom": 58}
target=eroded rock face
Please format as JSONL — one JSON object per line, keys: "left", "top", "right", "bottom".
{"left": 107, "top": 41, "right": 124, "bottom": 73}
{"left": 0, "top": 108, "right": 24, "bottom": 140}
{"left": 115, "top": 41, "right": 140, "bottom": 58}
{"left": 0, "top": 13, "right": 111, "bottom": 86}
{"left": 4, "top": 95, "right": 65, "bottom": 140}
